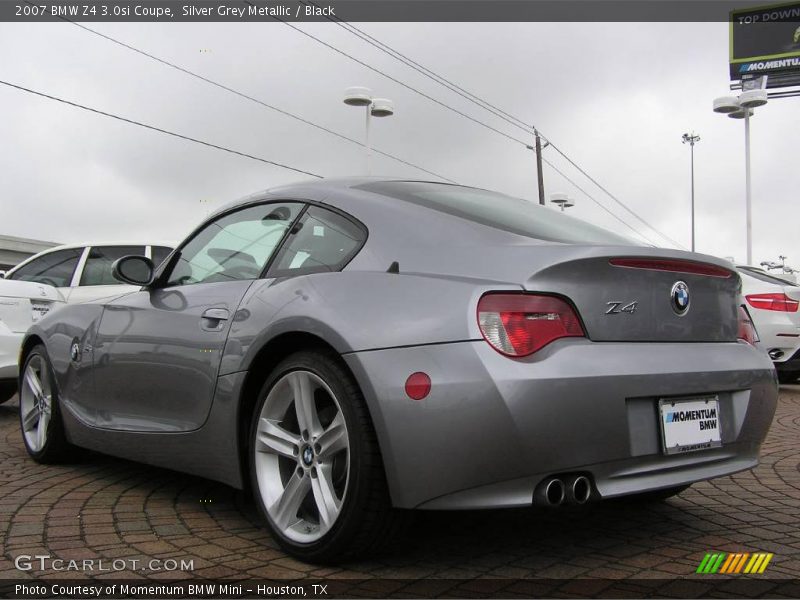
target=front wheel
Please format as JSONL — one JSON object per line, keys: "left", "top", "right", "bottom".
{"left": 249, "top": 350, "right": 404, "bottom": 563}
{"left": 19, "top": 345, "right": 73, "bottom": 462}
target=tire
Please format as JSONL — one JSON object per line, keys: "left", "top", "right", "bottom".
{"left": 0, "top": 380, "right": 17, "bottom": 404}
{"left": 616, "top": 484, "right": 691, "bottom": 503}
{"left": 777, "top": 371, "right": 800, "bottom": 384}
{"left": 18, "top": 345, "right": 73, "bottom": 463}
{"left": 249, "top": 350, "right": 405, "bottom": 563}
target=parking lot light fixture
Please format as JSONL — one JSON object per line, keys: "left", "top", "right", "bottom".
{"left": 681, "top": 132, "right": 700, "bottom": 252}
{"left": 550, "top": 192, "right": 575, "bottom": 212}
{"left": 713, "top": 90, "right": 769, "bottom": 265}
{"left": 344, "top": 87, "right": 394, "bottom": 175}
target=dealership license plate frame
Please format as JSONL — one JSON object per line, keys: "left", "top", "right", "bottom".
{"left": 658, "top": 396, "right": 722, "bottom": 456}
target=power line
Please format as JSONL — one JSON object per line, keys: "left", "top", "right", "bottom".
{"left": 542, "top": 140, "right": 686, "bottom": 249}
{"left": 540, "top": 156, "right": 657, "bottom": 245}
{"left": 253, "top": 7, "right": 532, "bottom": 149}
{"left": 56, "top": 20, "right": 457, "bottom": 184}
{"left": 0, "top": 79, "right": 324, "bottom": 178}
{"left": 304, "top": 2, "right": 534, "bottom": 137}
{"left": 288, "top": 14, "right": 685, "bottom": 249}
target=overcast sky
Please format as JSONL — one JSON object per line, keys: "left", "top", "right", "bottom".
{"left": 0, "top": 20, "right": 797, "bottom": 267}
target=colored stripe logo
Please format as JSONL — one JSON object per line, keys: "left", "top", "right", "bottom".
{"left": 696, "top": 552, "right": 773, "bottom": 574}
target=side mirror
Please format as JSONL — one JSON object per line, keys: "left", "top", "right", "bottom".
{"left": 112, "top": 255, "right": 155, "bottom": 286}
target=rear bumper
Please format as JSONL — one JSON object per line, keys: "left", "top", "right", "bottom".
{"left": 0, "top": 320, "right": 22, "bottom": 380}
{"left": 344, "top": 339, "right": 778, "bottom": 509}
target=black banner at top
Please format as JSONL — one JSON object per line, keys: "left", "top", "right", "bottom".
{"left": 5, "top": 0, "right": 800, "bottom": 23}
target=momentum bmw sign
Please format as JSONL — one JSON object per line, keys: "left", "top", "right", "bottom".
{"left": 730, "top": 2, "right": 800, "bottom": 85}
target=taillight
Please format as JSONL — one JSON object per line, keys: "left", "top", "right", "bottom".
{"left": 737, "top": 306, "right": 759, "bottom": 346}
{"left": 477, "top": 293, "right": 584, "bottom": 357}
{"left": 745, "top": 293, "right": 799, "bottom": 312}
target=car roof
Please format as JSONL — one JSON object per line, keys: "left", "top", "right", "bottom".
{"left": 211, "top": 177, "right": 463, "bottom": 215}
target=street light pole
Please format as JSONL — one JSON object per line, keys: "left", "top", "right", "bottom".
{"left": 681, "top": 132, "right": 700, "bottom": 252}
{"left": 713, "top": 86, "right": 768, "bottom": 266}
{"left": 364, "top": 102, "right": 372, "bottom": 175}
{"left": 744, "top": 110, "right": 753, "bottom": 265}
{"left": 344, "top": 87, "right": 394, "bottom": 176}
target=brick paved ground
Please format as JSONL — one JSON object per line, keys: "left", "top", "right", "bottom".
{"left": 1, "top": 387, "right": 799, "bottom": 588}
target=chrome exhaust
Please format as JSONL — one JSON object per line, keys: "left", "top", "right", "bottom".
{"left": 534, "top": 477, "right": 565, "bottom": 507}
{"left": 564, "top": 474, "right": 592, "bottom": 505}
{"left": 769, "top": 349, "right": 784, "bottom": 360}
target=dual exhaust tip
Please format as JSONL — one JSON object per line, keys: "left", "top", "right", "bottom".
{"left": 534, "top": 474, "right": 593, "bottom": 507}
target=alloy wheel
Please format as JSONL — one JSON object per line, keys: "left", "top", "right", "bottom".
{"left": 20, "top": 355, "right": 52, "bottom": 453}
{"left": 254, "top": 370, "right": 350, "bottom": 543}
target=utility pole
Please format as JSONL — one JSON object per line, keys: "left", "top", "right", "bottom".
{"left": 681, "top": 132, "right": 700, "bottom": 252}
{"left": 535, "top": 131, "right": 545, "bottom": 206}
{"left": 527, "top": 131, "right": 547, "bottom": 206}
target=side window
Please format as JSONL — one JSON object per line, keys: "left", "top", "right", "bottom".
{"left": 8, "top": 248, "right": 83, "bottom": 287}
{"left": 270, "top": 206, "right": 365, "bottom": 276}
{"left": 166, "top": 202, "right": 303, "bottom": 287}
{"left": 151, "top": 246, "right": 173, "bottom": 268}
{"left": 80, "top": 246, "right": 145, "bottom": 286}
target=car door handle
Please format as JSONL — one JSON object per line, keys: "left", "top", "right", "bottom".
{"left": 200, "top": 308, "right": 229, "bottom": 328}
{"left": 202, "top": 308, "right": 229, "bottom": 320}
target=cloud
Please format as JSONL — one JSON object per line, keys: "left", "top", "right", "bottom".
{"left": 0, "top": 20, "right": 796, "bottom": 268}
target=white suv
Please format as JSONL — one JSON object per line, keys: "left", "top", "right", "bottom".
{"left": 738, "top": 265, "right": 800, "bottom": 383}
{"left": 0, "top": 242, "right": 173, "bottom": 401}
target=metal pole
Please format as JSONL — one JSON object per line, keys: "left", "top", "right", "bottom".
{"left": 744, "top": 110, "right": 752, "bottom": 265}
{"left": 365, "top": 104, "right": 372, "bottom": 176}
{"left": 535, "top": 131, "right": 545, "bottom": 206}
{"left": 690, "top": 143, "right": 695, "bottom": 252}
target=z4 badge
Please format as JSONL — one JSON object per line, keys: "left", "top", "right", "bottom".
{"left": 606, "top": 301, "right": 638, "bottom": 315}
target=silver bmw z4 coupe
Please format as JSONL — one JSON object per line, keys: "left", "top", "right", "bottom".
{"left": 19, "top": 178, "right": 777, "bottom": 562}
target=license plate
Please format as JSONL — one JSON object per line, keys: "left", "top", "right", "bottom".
{"left": 658, "top": 396, "right": 721, "bottom": 455}
{"left": 30, "top": 302, "right": 51, "bottom": 323}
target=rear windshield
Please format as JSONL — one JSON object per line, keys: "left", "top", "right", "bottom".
{"left": 356, "top": 181, "right": 637, "bottom": 245}
{"left": 739, "top": 266, "right": 799, "bottom": 287}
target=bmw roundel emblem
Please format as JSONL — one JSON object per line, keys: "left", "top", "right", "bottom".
{"left": 670, "top": 281, "right": 690, "bottom": 315}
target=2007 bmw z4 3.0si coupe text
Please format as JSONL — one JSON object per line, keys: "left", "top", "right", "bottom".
{"left": 18, "top": 178, "right": 777, "bottom": 562}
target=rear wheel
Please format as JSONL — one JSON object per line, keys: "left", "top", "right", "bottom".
{"left": 249, "top": 350, "right": 404, "bottom": 563}
{"left": 0, "top": 380, "right": 17, "bottom": 404}
{"left": 19, "top": 345, "right": 73, "bottom": 462}
{"left": 777, "top": 371, "right": 800, "bottom": 384}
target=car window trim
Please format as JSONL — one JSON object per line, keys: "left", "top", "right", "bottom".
{"left": 151, "top": 199, "right": 308, "bottom": 290}
{"left": 71, "top": 247, "right": 90, "bottom": 288}
{"left": 265, "top": 205, "right": 368, "bottom": 279}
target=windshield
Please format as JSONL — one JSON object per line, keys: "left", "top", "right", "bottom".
{"left": 357, "top": 181, "right": 638, "bottom": 246}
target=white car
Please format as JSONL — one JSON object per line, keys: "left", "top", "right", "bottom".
{"left": 0, "top": 242, "right": 173, "bottom": 402}
{"left": 738, "top": 265, "right": 800, "bottom": 383}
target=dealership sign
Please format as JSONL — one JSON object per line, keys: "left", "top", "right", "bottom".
{"left": 730, "top": 2, "right": 800, "bottom": 83}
